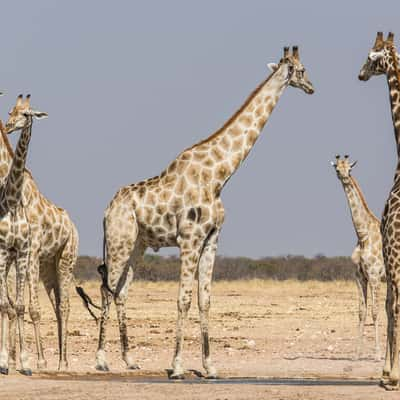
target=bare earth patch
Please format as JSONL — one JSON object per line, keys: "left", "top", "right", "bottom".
{"left": 0, "top": 280, "right": 396, "bottom": 399}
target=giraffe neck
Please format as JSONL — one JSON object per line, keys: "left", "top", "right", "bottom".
{"left": 341, "top": 176, "right": 378, "bottom": 243}
{"left": 187, "top": 65, "right": 290, "bottom": 192}
{"left": 4, "top": 122, "right": 32, "bottom": 209}
{"left": 385, "top": 48, "right": 400, "bottom": 181}
{"left": 0, "top": 121, "right": 13, "bottom": 181}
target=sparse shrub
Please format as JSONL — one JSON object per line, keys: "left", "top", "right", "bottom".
{"left": 74, "top": 254, "right": 357, "bottom": 282}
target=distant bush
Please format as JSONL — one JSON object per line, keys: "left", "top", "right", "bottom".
{"left": 74, "top": 254, "right": 357, "bottom": 282}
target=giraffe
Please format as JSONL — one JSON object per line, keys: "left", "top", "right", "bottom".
{"left": 0, "top": 95, "right": 47, "bottom": 375}
{"left": 3, "top": 94, "right": 79, "bottom": 372}
{"left": 332, "top": 155, "right": 384, "bottom": 361}
{"left": 359, "top": 31, "right": 400, "bottom": 390}
{"left": 88, "top": 46, "right": 314, "bottom": 378}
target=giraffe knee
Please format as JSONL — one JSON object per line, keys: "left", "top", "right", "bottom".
{"left": 29, "top": 307, "right": 41, "bottom": 323}
{"left": 15, "top": 304, "right": 25, "bottom": 316}
{"left": 0, "top": 303, "right": 9, "bottom": 314}
{"left": 178, "top": 295, "right": 192, "bottom": 313}
{"left": 199, "top": 297, "right": 210, "bottom": 312}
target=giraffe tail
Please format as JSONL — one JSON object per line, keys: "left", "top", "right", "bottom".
{"left": 97, "top": 218, "right": 115, "bottom": 295}
{"left": 75, "top": 286, "right": 101, "bottom": 323}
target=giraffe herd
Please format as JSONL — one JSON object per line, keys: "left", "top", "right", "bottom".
{"left": 0, "top": 32, "right": 398, "bottom": 390}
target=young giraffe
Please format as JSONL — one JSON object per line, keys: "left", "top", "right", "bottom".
{"left": 0, "top": 95, "right": 47, "bottom": 375}
{"left": 332, "top": 155, "right": 384, "bottom": 361}
{"left": 359, "top": 31, "right": 400, "bottom": 390}
{"left": 3, "top": 95, "right": 79, "bottom": 372}
{"left": 93, "top": 46, "right": 314, "bottom": 378}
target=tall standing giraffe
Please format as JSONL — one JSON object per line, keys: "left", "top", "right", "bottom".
{"left": 90, "top": 46, "right": 314, "bottom": 378}
{"left": 0, "top": 94, "right": 48, "bottom": 375}
{"left": 332, "top": 155, "right": 384, "bottom": 361}
{"left": 3, "top": 95, "right": 79, "bottom": 372}
{"left": 359, "top": 31, "right": 400, "bottom": 390}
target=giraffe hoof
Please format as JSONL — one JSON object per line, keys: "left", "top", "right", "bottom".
{"left": 20, "top": 368, "right": 32, "bottom": 376}
{"left": 96, "top": 364, "right": 110, "bottom": 372}
{"left": 0, "top": 367, "right": 8, "bottom": 375}
{"left": 206, "top": 374, "right": 218, "bottom": 380}
{"left": 127, "top": 364, "right": 140, "bottom": 370}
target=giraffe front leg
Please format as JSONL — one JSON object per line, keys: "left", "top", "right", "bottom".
{"left": 15, "top": 247, "right": 31, "bottom": 376}
{"left": 382, "top": 279, "right": 394, "bottom": 384}
{"left": 7, "top": 297, "right": 16, "bottom": 372}
{"left": 384, "top": 286, "right": 400, "bottom": 391}
{"left": 6, "top": 261, "right": 17, "bottom": 372}
{"left": 0, "top": 249, "right": 11, "bottom": 374}
{"left": 198, "top": 228, "right": 219, "bottom": 379}
{"left": 171, "top": 235, "right": 202, "bottom": 380}
{"left": 370, "top": 282, "right": 381, "bottom": 361}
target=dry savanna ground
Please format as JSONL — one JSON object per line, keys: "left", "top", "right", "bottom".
{"left": 0, "top": 280, "right": 398, "bottom": 400}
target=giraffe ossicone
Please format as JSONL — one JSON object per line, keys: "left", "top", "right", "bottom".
{"left": 85, "top": 46, "right": 314, "bottom": 378}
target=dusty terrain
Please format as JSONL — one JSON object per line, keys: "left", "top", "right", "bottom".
{"left": 0, "top": 279, "right": 397, "bottom": 399}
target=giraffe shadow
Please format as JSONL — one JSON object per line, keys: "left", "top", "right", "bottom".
{"left": 165, "top": 369, "right": 205, "bottom": 379}
{"left": 283, "top": 356, "right": 382, "bottom": 362}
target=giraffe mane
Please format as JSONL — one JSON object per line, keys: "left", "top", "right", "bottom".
{"left": 350, "top": 175, "right": 379, "bottom": 224}
{"left": 388, "top": 43, "right": 400, "bottom": 91}
{"left": 0, "top": 119, "right": 34, "bottom": 179}
{"left": 185, "top": 70, "right": 277, "bottom": 151}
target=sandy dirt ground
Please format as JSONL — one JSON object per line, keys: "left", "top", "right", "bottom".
{"left": 0, "top": 279, "right": 397, "bottom": 400}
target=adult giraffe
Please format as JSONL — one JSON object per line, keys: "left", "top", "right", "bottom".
{"left": 3, "top": 95, "right": 79, "bottom": 372}
{"left": 0, "top": 97, "right": 48, "bottom": 375}
{"left": 93, "top": 46, "right": 314, "bottom": 378}
{"left": 359, "top": 31, "right": 400, "bottom": 390}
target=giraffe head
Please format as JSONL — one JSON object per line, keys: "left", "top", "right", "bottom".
{"left": 268, "top": 46, "right": 314, "bottom": 94}
{"left": 331, "top": 155, "right": 357, "bottom": 185}
{"left": 359, "top": 32, "right": 399, "bottom": 81}
{"left": 4, "top": 94, "right": 48, "bottom": 134}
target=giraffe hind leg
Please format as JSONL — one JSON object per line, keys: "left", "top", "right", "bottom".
{"left": 96, "top": 208, "right": 138, "bottom": 371}
{"left": 54, "top": 229, "right": 78, "bottom": 372}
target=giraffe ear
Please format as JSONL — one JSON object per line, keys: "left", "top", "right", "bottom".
{"left": 369, "top": 51, "right": 383, "bottom": 61}
{"left": 330, "top": 161, "right": 336, "bottom": 167}
{"left": 267, "top": 63, "right": 279, "bottom": 72}
{"left": 350, "top": 161, "right": 357, "bottom": 168}
{"left": 31, "top": 110, "right": 48, "bottom": 120}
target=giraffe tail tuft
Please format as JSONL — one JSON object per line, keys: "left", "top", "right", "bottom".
{"left": 75, "top": 286, "right": 101, "bottom": 322}
{"left": 97, "top": 263, "right": 114, "bottom": 295}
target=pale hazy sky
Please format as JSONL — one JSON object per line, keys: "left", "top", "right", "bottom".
{"left": 2, "top": 0, "right": 400, "bottom": 257}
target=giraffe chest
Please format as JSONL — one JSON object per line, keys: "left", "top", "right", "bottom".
{"left": 382, "top": 189, "right": 400, "bottom": 235}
